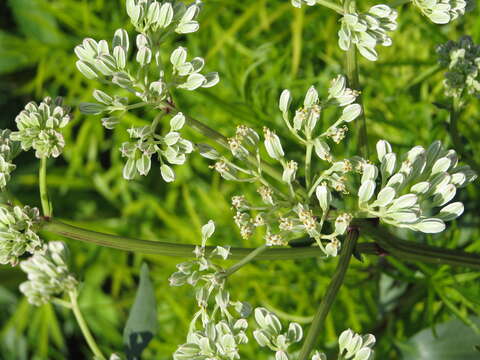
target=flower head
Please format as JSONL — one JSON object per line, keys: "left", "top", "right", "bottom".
{"left": 11, "top": 97, "right": 71, "bottom": 158}
{"left": 437, "top": 36, "right": 480, "bottom": 98}
{"left": 0, "top": 205, "right": 42, "bottom": 266}
{"left": 19, "top": 241, "right": 77, "bottom": 306}
{"left": 338, "top": 5, "right": 398, "bottom": 61}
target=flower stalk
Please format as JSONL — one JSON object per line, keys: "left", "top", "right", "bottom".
{"left": 69, "top": 290, "right": 106, "bottom": 360}
{"left": 298, "top": 228, "right": 359, "bottom": 360}
{"left": 39, "top": 157, "right": 52, "bottom": 217}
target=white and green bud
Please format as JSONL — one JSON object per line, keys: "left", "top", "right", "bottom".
{"left": 316, "top": 184, "right": 331, "bottom": 212}
{"left": 263, "top": 127, "right": 284, "bottom": 160}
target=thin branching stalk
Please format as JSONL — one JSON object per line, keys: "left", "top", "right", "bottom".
{"left": 39, "top": 157, "right": 52, "bottom": 217}
{"left": 40, "top": 218, "right": 383, "bottom": 259}
{"left": 222, "top": 245, "right": 269, "bottom": 277}
{"left": 298, "top": 228, "right": 359, "bottom": 360}
{"left": 41, "top": 218, "right": 480, "bottom": 268}
{"left": 69, "top": 290, "right": 106, "bottom": 360}
{"left": 344, "top": 0, "right": 369, "bottom": 158}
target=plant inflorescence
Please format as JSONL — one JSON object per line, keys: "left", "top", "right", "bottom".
{"left": 1, "top": 0, "right": 479, "bottom": 358}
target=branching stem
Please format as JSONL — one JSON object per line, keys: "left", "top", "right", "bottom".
{"left": 344, "top": 0, "right": 369, "bottom": 158}
{"left": 69, "top": 290, "right": 105, "bottom": 360}
{"left": 298, "top": 228, "right": 358, "bottom": 360}
{"left": 222, "top": 245, "right": 269, "bottom": 277}
{"left": 39, "top": 157, "right": 52, "bottom": 217}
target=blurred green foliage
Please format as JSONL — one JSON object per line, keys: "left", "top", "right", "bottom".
{"left": 1, "top": 0, "right": 480, "bottom": 359}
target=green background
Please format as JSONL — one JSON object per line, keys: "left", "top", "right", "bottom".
{"left": 1, "top": 0, "right": 480, "bottom": 359}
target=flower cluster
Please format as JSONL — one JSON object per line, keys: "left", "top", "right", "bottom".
{"left": 120, "top": 112, "right": 193, "bottom": 181}
{"left": 437, "top": 36, "right": 480, "bottom": 98}
{"left": 126, "top": 0, "right": 200, "bottom": 35}
{"left": 253, "top": 307, "right": 303, "bottom": 360}
{"left": 10, "top": 97, "right": 71, "bottom": 158}
{"left": 19, "top": 241, "right": 77, "bottom": 306}
{"left": 280, "top": 75, "right": 362, "bottom": 149}
{"left": 171, "top": 221, "right": 250, "bottom": 360}
{"left": 358, "top": 140, "right": 477, "bottom": 233}
{"left": 338, "top": 5, "right": 398, "bottom": 61}
{"left": 412, "top": 0, "right": 469, "bottom": 24}
{"left": 210, "top": 78, "right": 360, "bottom": 254}
{"left": 0, "top": 130, "right": 20, "bottom": 190}
{"left": 0, "top": 205, "right": 42, "bottom": 266}
{"left": 75, "top": 1, "right": 219, "bottom": 185}
{"left": 312, "top": 329, "right": 375, "bottom": 360}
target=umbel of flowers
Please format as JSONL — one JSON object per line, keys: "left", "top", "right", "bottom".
{"left": 10, "top": 97, "right": 71, "bottom": 159}
{"left": 0, "top": 205, "right": 42, "bottom": 266}
{"left": 19, "top": 241, "right": 77, "bottom": 306}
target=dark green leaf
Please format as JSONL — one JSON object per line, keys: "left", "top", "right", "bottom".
{"left": 123, "top": 263, "right": 157, "bottom": 360}
{"left": 399, "top": 317, "right": 480, "bottom": 360}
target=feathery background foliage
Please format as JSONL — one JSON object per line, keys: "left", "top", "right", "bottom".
{"left": 1, "top": 0, "right": 480, "bottom": 358}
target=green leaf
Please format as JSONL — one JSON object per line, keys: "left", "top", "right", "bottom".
{"left": 399, "top": 317, "right": 480, "bottom": 360}
{"left": 123, "top": 263, "right": 157, "bottom": 360}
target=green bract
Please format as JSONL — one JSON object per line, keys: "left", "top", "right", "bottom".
{"left": 19, "top": 241, "right": 77, "bottom": 306}
{"left": 0, "top": 205, "right": 42, "bottom": 266}
{"left": 437, "top": 35, "right": 480, "bottom": 98}
{"left": 0, "top": 130, "right": 21, "bottom": 190}
{"left": 358, "top": 140, "right": 477, "bottom": 233}
{"left": 10, "top": 97, "right": 71, "bottom": 158}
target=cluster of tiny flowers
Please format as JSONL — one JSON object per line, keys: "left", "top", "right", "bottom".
{"left": 126, "top": 0, "right": 201, "bottom": 35}
{"left": 412, "top": 0, "right": 469, "bottom": 24}
{"left": 76, "top": 4, "right": 217, "bottom": 105}
{"left": 171, "top": 221, "right": 251, "bottom": 360}
{"left": 312, "top": 329, "right": 376, "bottom": 360}
{"left": 19, "top": 241, "right": 77, "bottom": 306}
{"left": 10, "top": 97, "right": 71, "bottom": 158}
{"left": 358, "top": 140, "right": 476, "bottom": 233}
{"left": 0, "top": 205, "right": 42, "bottom": 266}
{"left": 437, "top": 36, "right": 480, "bottom": 98}
{"left": 253, "top": 307, "right": 303, "bottom": 360}
{"left": 338, "top": 5, "right": 397, "bottom": 61}
{"left": 279, "top": 75, "right": 362, "bottom": 159}
{"left": 120, "top": 112, "right": 193, "bottom": 181}
{"left": 0, "top": 130, "right": 20, "bottom": 190}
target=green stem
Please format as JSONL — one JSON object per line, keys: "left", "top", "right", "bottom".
{"left": 305, "top": 142, "right": 313, "bottom": 189}
{"left": 222, "top": 245, "right": 268, "bottom": 277}
{"left": 298, "top": 228, "right": 359, "bottom": 360}
{"left": 359, "top": 221, "right": 480, "bottom": 270}
{"left": 316, "top": 0, "right": 345, "bottom": 14}
{"left": 41, "top": 218, "right": 379, "bottom": 260}
{"left": 344, "top": 0, "right": 368, "bottom": 158}
{"left": 41, "top": 219, "right": 480, "bottom": 269}
{"left": 69, "top": 291, "right": 106, "bottom": 360}
{"left": 449, "top": 97, "right": 480, "bottom": 174}
{"left": 39, "top": 157, "right": 52, "bottom": 217}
